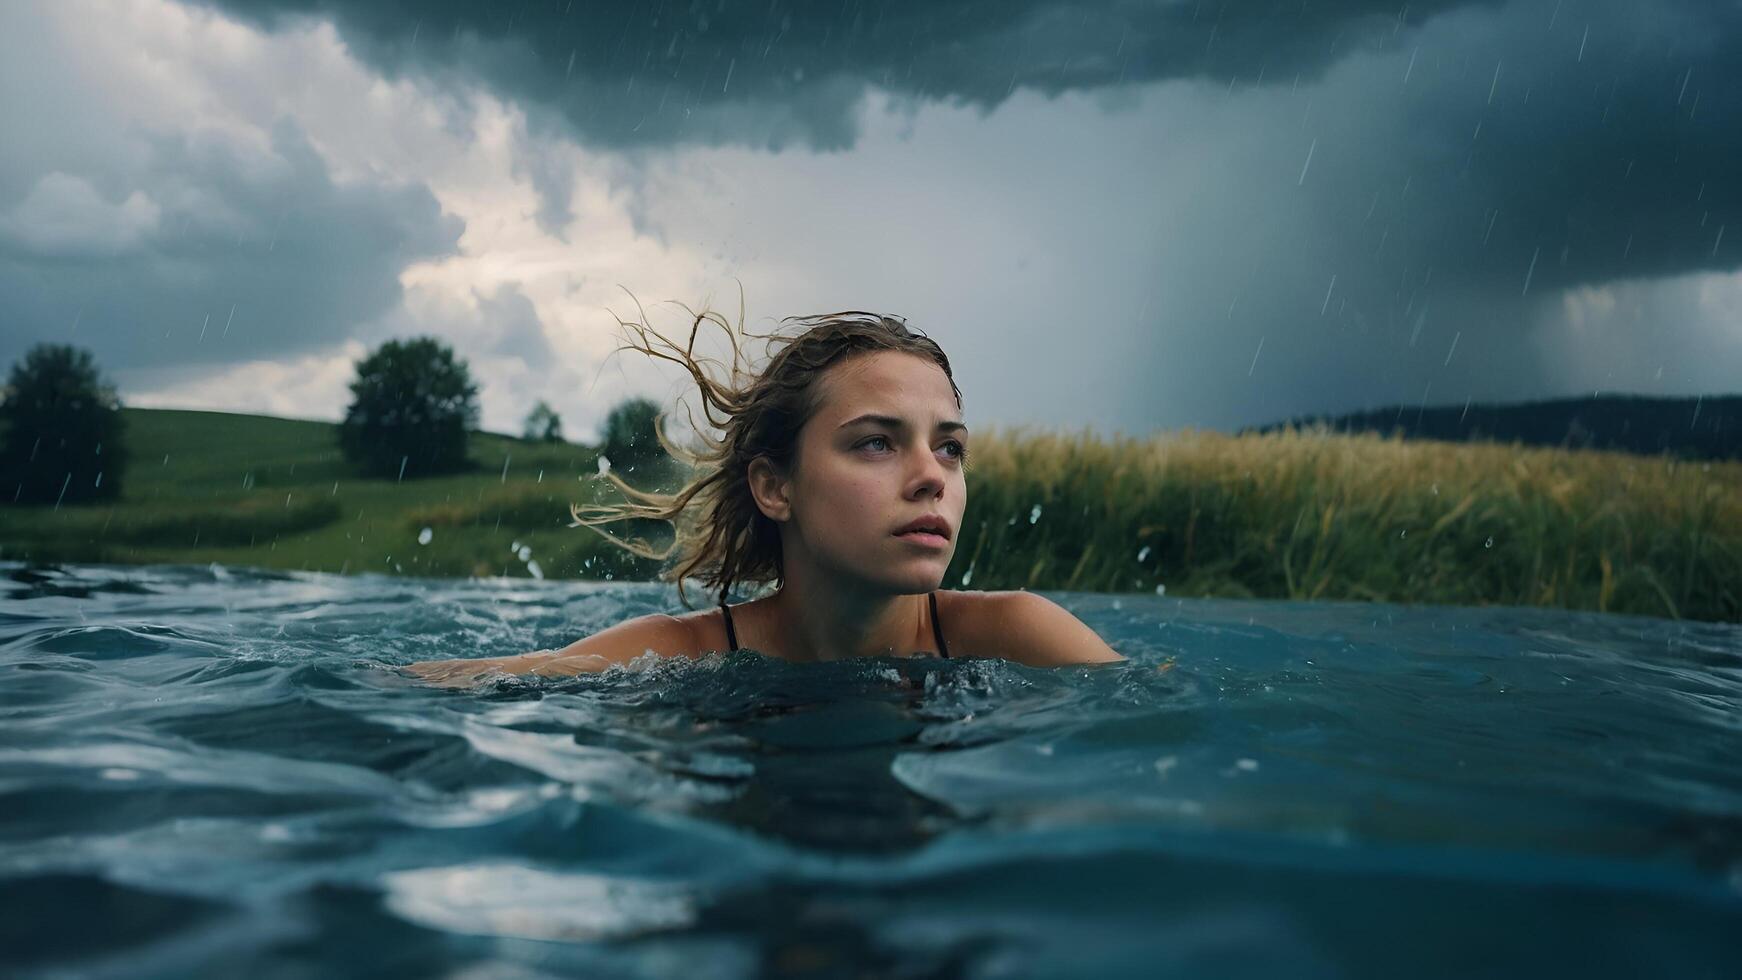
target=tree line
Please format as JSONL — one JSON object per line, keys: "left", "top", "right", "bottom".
{"left": 0, "top": 337, "right": 667, "bottom": 506}
{"left": 1253, "top": 394, "right": 1738, "bottom": 461}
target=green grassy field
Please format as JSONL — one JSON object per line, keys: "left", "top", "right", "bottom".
{"left": 3, "top": 408, "right": 1737, "bottom": 622}
{"left": 0, "top": 408, "right": 670, "bottom": 582}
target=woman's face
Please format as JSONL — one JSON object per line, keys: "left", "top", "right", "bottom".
{"left": 768, "top": 350, "right": 969, "bottom": 594}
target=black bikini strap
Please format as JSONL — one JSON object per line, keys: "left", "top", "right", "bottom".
{"left": 720, "top": 601, "right": 739, "bottom": 651}
{"left": 929, "top": 591, "right": 950, "bottom": 659}
{"left": 722, "top": 596, "right": 943, "bottom": 657}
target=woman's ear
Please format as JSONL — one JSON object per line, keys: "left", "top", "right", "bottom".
{"left": 746, "top": 455, "right": 793, "bottom": 523}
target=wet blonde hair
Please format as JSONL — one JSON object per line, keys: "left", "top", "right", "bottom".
{"left": 569, "top": 292, "right": 963, "bottom": 608}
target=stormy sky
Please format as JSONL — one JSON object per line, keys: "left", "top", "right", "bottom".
{"left": 1, "top": 0, "right": 1737, "bottom": 440}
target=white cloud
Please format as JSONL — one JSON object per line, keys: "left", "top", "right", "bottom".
{"left": 0, "top": 173, "right": 162, "bottom": 257}
{"left": 1532, "top": 270, "right": 1742, "bottom": 394}
{"left": 126, "top": 343, "right": 366, "bottom": 421}
{"left": 0, "top": 0, "right": 461, "bottom": 392}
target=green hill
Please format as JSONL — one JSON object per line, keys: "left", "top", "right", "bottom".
{"left": 0, "top": 408, "right": 672, "bottom": 580}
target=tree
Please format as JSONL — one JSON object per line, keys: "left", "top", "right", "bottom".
{"left": 338, "top": 337, "right": 480, "bottom": 479}
{"left": 522, "top": 399, "right": 564, "bottom": 443}
{"left": 0, "top": 344, "right": 127, "bottom": 506}
{"left": 599, "top": 396, "right": 669, "bottom": 470}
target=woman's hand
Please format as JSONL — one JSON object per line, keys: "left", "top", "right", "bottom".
{"left": 400, "top": 656, "right": 513, "bottom": 688}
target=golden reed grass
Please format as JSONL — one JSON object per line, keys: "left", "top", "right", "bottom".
{"left": 951, "top": 425, "right": 1739, "bottom": 623}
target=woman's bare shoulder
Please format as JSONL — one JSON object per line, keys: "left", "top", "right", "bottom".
{"left": 556, "top": 612, "right": 710, "bottom": 660}
{"left": 938, "top": 589, "right": 1126, "bottom": 666}
{"left": 670, "top": 607, "right": 730, "bottom": 655}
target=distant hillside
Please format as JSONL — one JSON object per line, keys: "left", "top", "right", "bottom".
{"left": 0, "top": 407, "right": 679, "bottom": 582}
{"left": 1248, "top": 394, "right": 1740, "bottom": 460}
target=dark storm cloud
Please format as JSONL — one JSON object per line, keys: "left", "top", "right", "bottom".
{"left": 0, "top": 117, "right": 462, "bottom": 377}
{"left": 198, "top": 0, "right": 1486, "bottom": 228}
{"left": 200, "top": 0, "right": 1481, "bottom": 143}
{"left": 1308, "top": 0, "right": 1741, "bottom": 297}
{"left": 196, "top": 0, "right": 1739, "bottom": 297}
{"left": 1191, "top": 0, "right": 1742, "bottom": 429}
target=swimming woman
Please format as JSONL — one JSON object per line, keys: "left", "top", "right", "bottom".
{"left": 404, "top": 306, "right": 1124, "bottom": 686}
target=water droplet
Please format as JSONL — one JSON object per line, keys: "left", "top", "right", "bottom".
{"left": 518, "top": 545, "right": 533, "bottom": 562}
{"left": 526, "top": 559, "right": 544, "bottom": 580}
{"left": 1136, "top": 545, "right": 1151, "bottom": 562}
{"left": 418, "top": 527, "right": 433, "bottom": 545}
{"left": 1028, "top": 504, "right": 1043, "bottom": 524}
{"left": 1154, "top": 584, "right": 1167, "bottom": 596}
{"left": 1484, "top": 536, "right": 1495, "bottom": 549}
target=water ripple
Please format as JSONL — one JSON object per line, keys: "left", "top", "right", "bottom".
{"left": 1, "top": 561, "right": 1738, "bottom": 978}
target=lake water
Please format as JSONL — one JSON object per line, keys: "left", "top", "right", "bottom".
{"left": 2, "top": 562, "right": 1738, "bottom": 978}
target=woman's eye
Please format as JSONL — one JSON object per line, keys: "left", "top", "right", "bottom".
{"left": 859, "top": 436, "right": 969, "bottom": 463}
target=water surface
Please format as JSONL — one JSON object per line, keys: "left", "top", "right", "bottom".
{"left": 1, "top": 562, "right": 1738, "bottom": 978}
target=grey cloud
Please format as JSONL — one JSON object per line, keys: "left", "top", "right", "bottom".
{"left": 193, "top": 0, "right": 1740, "bottom": 303}
{"left": 1050, "top": 0, "right": 1741, "bottom": 431}
{"left": 512, "top": 136, "right": 581, "bottom": 238}
{"left": 0, "top": 175, "right": 163, "bottom": 257}
{"left": 1227, "top": 0, "right": 1742, "bottom": 426}
{"left": 197, "top": 1, "right": 1484, "bottom": 150}
{"left": 355, "top": 280, "right": 555, "bottom": 378}
{"left": 819, "top": 2, "right": 1738, "bottom": 434}
{"left": 479, "top": 284, "right": 555, "bottom": 364}
{"left": 0, "top": 117, "right": 462, "bottom": 380}
{"left": 1313, "top": 1, "right": 1740, "bottom": 297}
{"left": 18, "top": 0, "right": 1732, "bottom": 437}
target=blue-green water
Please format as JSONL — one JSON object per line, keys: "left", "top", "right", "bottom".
{"left": 1, "top": 562, "right": 1738, "bottom": 978}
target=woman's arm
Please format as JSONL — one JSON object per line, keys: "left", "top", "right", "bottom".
{"left": 402, "top": 614, "right": 699, "bottom": 687}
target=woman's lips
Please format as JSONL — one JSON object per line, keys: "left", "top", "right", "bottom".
{"left": 895, "top": 530, "right": 950, "bottom": 548}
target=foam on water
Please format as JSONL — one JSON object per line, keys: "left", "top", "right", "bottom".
{"left": 1, "top": 562, "right": 1738, "bottom": 978}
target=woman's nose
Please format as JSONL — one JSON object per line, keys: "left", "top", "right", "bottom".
{"left": 909, "top": 448, "right": 946, "bottom": 498}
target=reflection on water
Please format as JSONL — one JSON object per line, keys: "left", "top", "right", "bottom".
{"left": 1, "top": 562, "right": 1738, "bottom": 978}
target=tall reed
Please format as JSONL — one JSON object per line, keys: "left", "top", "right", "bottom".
{"left": 950, "top": 426, "right": 1739, "bottom": 622}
